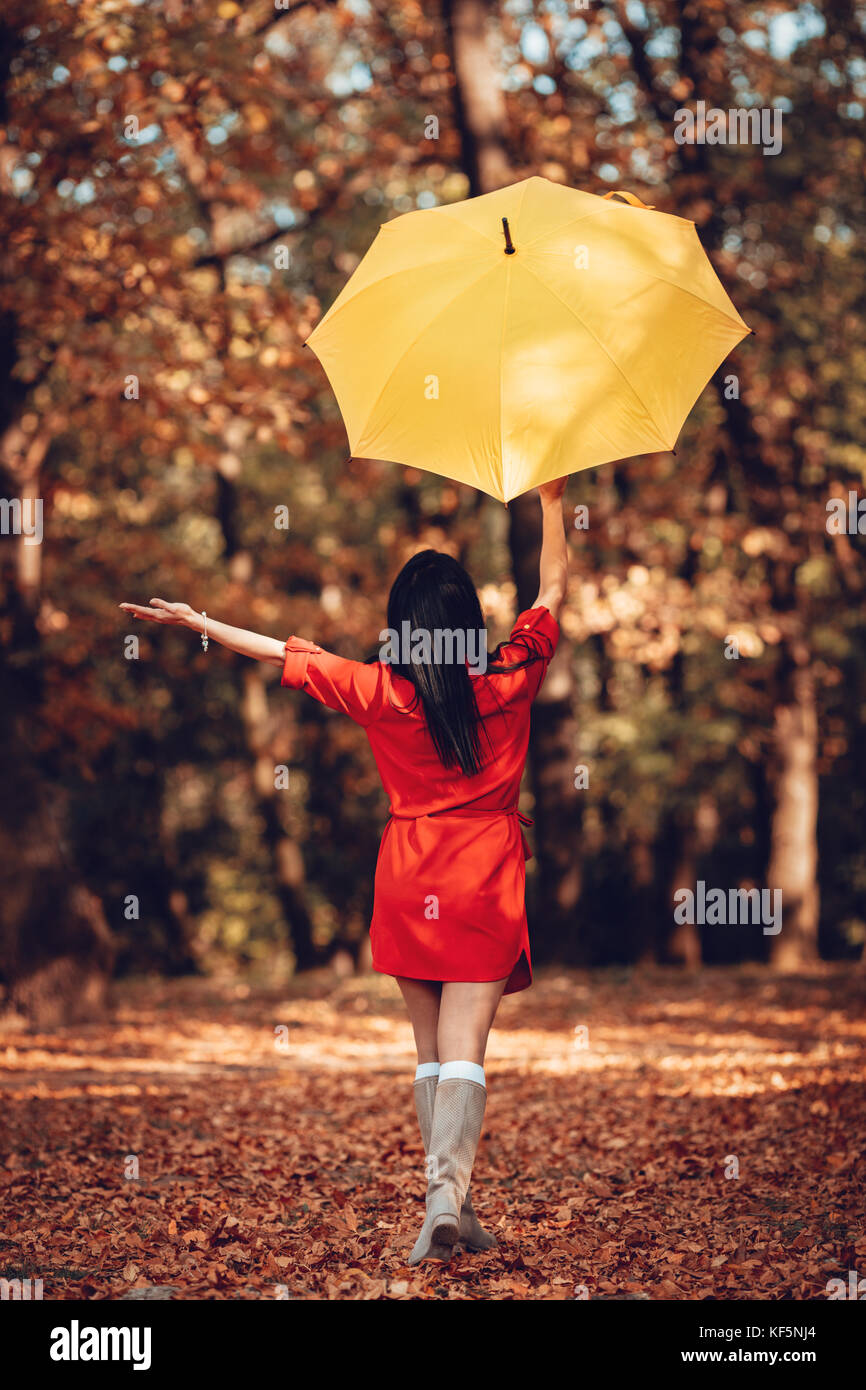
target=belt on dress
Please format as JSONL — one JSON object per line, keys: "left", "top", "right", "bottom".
{"left": 387, "top": 807, "right": 534, "bottom": 827}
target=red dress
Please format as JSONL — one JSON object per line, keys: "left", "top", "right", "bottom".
{"left": 280, "top": 605, "right": 559, "bottom": 994}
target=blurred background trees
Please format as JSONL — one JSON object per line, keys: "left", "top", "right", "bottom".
{"left": 1, "top": 0, "right": 864, "bottom": 1023}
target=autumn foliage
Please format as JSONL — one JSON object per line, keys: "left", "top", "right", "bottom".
{"left": 3, "top": 966, "right": 865, "bottom": 1300}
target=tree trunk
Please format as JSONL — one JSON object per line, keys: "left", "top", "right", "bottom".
{"left": 442, "top": 0, "right": 512, "bottom": 193}
{"left": 444, "top": 0, "right": 582, "bottom": 954}
{"left": 0, "top": 310, "right": 115, "bottom": 1024}
{"left": 660, "top": 797, "right": 719, "bottom": 969}
{"left": 0, "top": 732, "right": 115, "bottom": 1027}
{"left": 209, "top": 306, "right": 318, "bottom": 968}
{"left": 768, "top": 658, "right": 820, "bottom": 969}
{"left": 671, "top": 6, "right": 823, "bottom": 969}
{"left": 240, "top": 665, "right": 318, "bottom": 970}
{"left": 648, "top": 643, "right": 703, "bottom": 969}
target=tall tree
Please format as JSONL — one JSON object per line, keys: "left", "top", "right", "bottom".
{"left": 0, "top": 17, "right": 115, "bottom": 1023}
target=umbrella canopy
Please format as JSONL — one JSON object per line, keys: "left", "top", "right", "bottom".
{"left": 306, "top": 176, "right": 750, "bottom": 504}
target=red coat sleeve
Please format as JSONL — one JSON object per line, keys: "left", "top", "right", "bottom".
{"left": 495, "top": 606, "right": 560, "bottom": 700}
{"left": 280, "top": 637, "right": 385, "bottom": 726}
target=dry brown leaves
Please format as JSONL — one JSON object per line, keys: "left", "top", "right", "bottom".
{"left": 1, "top": 964, "right": 864, "bottom": 1301}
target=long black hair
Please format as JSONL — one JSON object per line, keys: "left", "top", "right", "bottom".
{"left": 371, "top": 550, "right": 543, "bottom": 777}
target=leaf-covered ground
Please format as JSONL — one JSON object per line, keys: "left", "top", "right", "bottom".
{"left": 2, "top": 964, "right": 864, "bottom": 1300}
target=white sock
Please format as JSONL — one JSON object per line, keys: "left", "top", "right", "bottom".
{"left": 439, "top": 1060, "right": 486, "bottom": 1088}
{"left": 414, "top": 1062, "right": 441, "bottom": 1081}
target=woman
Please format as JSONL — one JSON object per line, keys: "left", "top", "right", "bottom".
{"left": 120, "top": 475, "right": 569, "bottom": 1265}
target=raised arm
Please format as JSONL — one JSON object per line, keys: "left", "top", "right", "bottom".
{"left": 532, "top": 477, "right": 569, "bottom": 622}
{"left": 119, "top": 600, "right": 285, "bottom": 667}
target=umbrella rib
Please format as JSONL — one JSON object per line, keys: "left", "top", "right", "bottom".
{"left": 525, "top": 243, "right": 748, "bottom": 335}
{"left": 435, "top": 206, "right": 502, "bottom": 248}
{"left": 518, "top": 198, "right": 704, "bottom": 254}
{"left": 310, "top": 251, "right": 486, "bottom": 340}
{"left": 497, "top": 256, "right": 513, "bottom": 501}
{"left": 352, "top": 263, "right": 501, "bottom": 457}
{"left": 496, "top": 179, "right": 530, "bottom": 500}
{"left": 518, "top": 203, "right": 619, "bottom": 251}
{"left": 515, "top": 260, "right": 673, "bottom": 450}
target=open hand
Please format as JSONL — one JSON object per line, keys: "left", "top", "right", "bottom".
{"left": 119, "top": 598, "right": 196, "bottom": 627}
{"left": 538, "top": 476, "right": 568, "bottom": 503}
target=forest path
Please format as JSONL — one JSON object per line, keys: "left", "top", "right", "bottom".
{"left": 2, "top": 965, "right": 864, "bottom": 1300}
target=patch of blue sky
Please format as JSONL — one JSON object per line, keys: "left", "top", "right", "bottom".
{"left": 563, "top": 34, "right": 606, "bottom": 68}
{"left": 534, "top": 74, "right": 557, "bottom": 95}
{"left": 552, "top": 17, "right": 589, "bottom": 56}
{"left": 819, "top": 58, "right": 844, "bottom": 86}
{"left": 607, "top": 82, "right": 638, "bottom": 124}
{"left": 326, "top": 56, "right": 374, "bottom": 97}
{"left": 741, "top": 28, "right": 768, "bottom": 51}
{"left": 645, "top": 26, "right": 678, "bottom": 60}
{"left": 597, "top": 162, "right": 619, "bottom": 183}
{"left": 521, "top": 22, "right": 550, "bottom": 65}
{"left": 349, "top": 61, "right": 373, "bottom": 91}
{"left": 265, "top": 32, "right": 294, "bottom": 59}
{"left": 107, "top": 56, "right": 128, "bottom": 72}
{"left": 503, "top": 63, "right": 530, "bottom": 93}
{"left": 768, "top": 5, "right": 825, "bottom": 59}
{"left": 11, "top": 167, "right": 34, "bottom": 196}
{"left": 328, "top": 71, "right": 353, "bottom": 97}
{"left": 629, "top": 146, "right": 659, "bottom": 184}
{"left": 153, "top": 146, "right": 177, "bottom": 172}
{"left": 130, "top": 123, "right": 162, "bottom": 146}
{"left": 271, "top": 202, "right": 298, "bottom": 229}
{"left": 56, "top": 177, "right": 96, "bottom": 204}
{"left": 232, "top": 261, "right": 272, "bottom": 287}
{"left": 206, "top": 111, "right": 240, "bottom": 146}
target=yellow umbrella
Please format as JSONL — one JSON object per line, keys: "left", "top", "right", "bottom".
{"left": 306, "top": 176, "right": 750, "bottom": 504}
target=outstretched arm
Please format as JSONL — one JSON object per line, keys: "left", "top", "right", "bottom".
{"left": 533, "top": 478, "right": 569, "bottom": 621}
{"left": 119, "top": 600, "right": 285, "bottom": 667}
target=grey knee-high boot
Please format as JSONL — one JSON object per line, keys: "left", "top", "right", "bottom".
{"left": 408, "top": 1077, "right": 490, "bottom": 1265}
{"left": 413, "top": 1076, "right": 497, "bottom": 1253}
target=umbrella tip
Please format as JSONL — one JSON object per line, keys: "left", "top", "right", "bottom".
{"left": 501, "top": 217, "right": 516, "bottom": 255}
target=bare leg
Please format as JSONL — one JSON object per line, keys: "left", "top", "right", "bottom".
{"left": 437, "top": 978, "right": 508, "bottom": 1066}
{"left": 396, "top": 976, "right": 441, "bottom": 1064}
